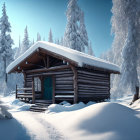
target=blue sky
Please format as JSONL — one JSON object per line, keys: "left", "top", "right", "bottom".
{"left": 0, "top": 0, "right": 113, "bottom": 57}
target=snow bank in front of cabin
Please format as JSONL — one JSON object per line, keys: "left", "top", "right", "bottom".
{"left": 1, "top": 94, "right": 31, "bottom": 111}
{"left": 44, "top": 102, "right": 140, "bottom": 140}
{"left": 1, "top": 94, "right": 140, "bottom": 140}
{"left": 47, "top": 101, "right": 95, "bottom": 113}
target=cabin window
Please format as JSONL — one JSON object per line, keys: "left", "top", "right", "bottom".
{"left": 34, "top": 77, "right": 41, "bottom": 92}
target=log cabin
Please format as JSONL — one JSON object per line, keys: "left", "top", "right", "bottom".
{"left": 6, "top": 41, "right": 120, "bottom": 105}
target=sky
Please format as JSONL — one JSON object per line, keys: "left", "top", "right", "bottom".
{"left": 0, "top": 0, "right": 113, "bottom": 57}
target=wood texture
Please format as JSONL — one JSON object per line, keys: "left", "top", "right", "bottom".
{"left": 32, "top": 77, "right": 35, "bottom": 103}
{"left": 77, "top": 68, "right": 110, "bottom": 102}
{"left": 70, "top": 65, "right": 78, "bottom": 103}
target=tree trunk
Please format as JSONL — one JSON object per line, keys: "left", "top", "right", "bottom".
{"left": 132, "top": 86, "right": 139, "bottom": 103}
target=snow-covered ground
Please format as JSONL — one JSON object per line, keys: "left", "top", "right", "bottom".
{"left": 0, "top": 94, "right": 140, "bottom": 140}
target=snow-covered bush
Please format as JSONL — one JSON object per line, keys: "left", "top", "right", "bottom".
{"left": 0, "top": 105, "right": 12, "bottom": 119}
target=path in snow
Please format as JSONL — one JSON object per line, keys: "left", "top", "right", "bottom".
{"left": 13, "top": 111, "right": 66, "bottom": 140}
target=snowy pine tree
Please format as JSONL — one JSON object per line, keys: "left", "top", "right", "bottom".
{"left": 0, "top": 3, "right": 13, "bottom": 82}
{"left": 101, "top": 0, "right": 140, "bottom": 99}
{"left": 88, "top": 41, "right": 94, "bottom": 56}
{"left": 79, "top": 11, "right": 88, "bottom": 52}
{"left": 20, "top": 26, "right": 30, "bottom": 54}
{"left": 48, "top": 29, "right": 53, "bottom": 43}
{"left": 64, "top": 0, "right": 81, "bottom": 51}
{"left": 14, "top": 36, "right": 21, "bottom": 59}
{"left": 37, "top": 33, "right": 41, "bottom": 41}
{"left": 60, "top": 37, "right": 64, "bottom": 46}
{"left": 121, "top": 0, "right": 140, "bottom": 102}
{"left": 55, "top": 38, "right": 60, "bottom": 45}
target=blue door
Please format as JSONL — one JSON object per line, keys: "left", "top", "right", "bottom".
{"left": 44, "top": 77, "right": 52, "bottom": 100}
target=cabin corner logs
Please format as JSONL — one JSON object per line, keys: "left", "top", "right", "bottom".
{"left": 16, "top": 64, "right": 111, "bottom": 104}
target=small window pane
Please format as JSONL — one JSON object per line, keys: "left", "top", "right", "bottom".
{"left": 34, "top": 77, "right": 41, "bottom": 92}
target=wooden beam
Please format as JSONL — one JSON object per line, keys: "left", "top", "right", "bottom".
{"left": 39, "top": 48, "right": 78, "bottom": 67}
{"left": 16, "top": 85, "right": 17, "bottom": 99}
{"left": 23, "top": 72, "right": 26, "bottom": 89}
{"left": 43, "top": 57, "right": 47, "bottom": 68}
{"left": 52, "top": 76, "right": 55, "bottom": 104}
{"left": 108, "top": 74, "right": 110, "bottom": 99}
{"left": 17, "top": 88, "right": 32, "bottom": 91}
{"left": 47, "top": 55, "right": 49, "bottom": 68}
{"left": 70, "top": 65, "right": 78, "bottom": 104}
{"left": 41, "top": 76, "right": 44, "bottom": 99}
{"left": 26, "top": 62, "right": 44, "bottom": 68}
{"left": 25, "top": 65, "right": 71, "bottom": 73}
{"left": 32, "top": 77, "right": 35, "bottom": 104}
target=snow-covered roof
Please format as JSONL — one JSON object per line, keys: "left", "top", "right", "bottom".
{"left": 6, "top": 41, "right": 120, "bottom": 74}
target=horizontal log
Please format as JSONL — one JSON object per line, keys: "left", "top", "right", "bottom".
{"left": 78, "top": 74, "right": 109, "bottom": 81}
{"left": 78, "top": 70, "right": 109, "bottom": 78}
{"left": 25, "top": 79, "right": 32, "bottom": 82}
{"left": 55, "top": 98, "right": 73, "bottom": 101}
{"left": 26, "top": 65, "right": 71, "bottom": 73}
{"left": 24, "top": 85, "right": 32, "bottom": 87}
{"left": 56, "top": 84, "right": 73, "bottom": 88}
{"left": 78, "top": 86, "right": 109, "bottom": 91}
{"left": 17, "top": 88, "right": 32, "bottom": 91}
{"left": 26, "top": 71, "right": 73, "bottom": 77}
{"left": 17, "top": 95, "right": 32, "bottom": 98}
{"left": 55, "top": 81, "right": 73, "bottom": 85}
{"left": 55, "top": 88, "right": 74, "bottom": 91}
{"left": 25, "top": 77, "right": 32, "bottom": 80}
{"left": 25, "top": 90, "right": 33, "bottom": 93}
{"left": 55, "top": 95, "right": 74, "bottom": 98}
{"left": 55, "top": 93, "right": 74, "bottom": 96}
{"left": 78, "top": 90, "right": 109, "bottom": 94}
{"left": 78, "top": 94, "right": 109, "bottom": 97}
{"left": 78, "top": 84, "right": 109, "bottom": 89}
{"left": 55, "top": 74, "right": 73, "bottom": 78}
{"left": 78, "top": 78, "right": 109, "bottom": 84}
{"left": 78, "top": 88, "right": 109, "bottom": 93}
{"left": 25, "top": 81, "right": 32, "bottom": 84}
{"left": 55, "top": 90, "right": 74, "bottom": 94}
{"left": 56, "top": 77, "right": 73, "bottom": 81}
{"left": 17, "top": 94, "right": 42, "bottom": 98}
{"left": 17, "top": 93, "right": 32, "bottom": 95}
{"left": 78, "top": 79, "right": 109, "bottom": 85}
{"left": 26, "top": 83, "right": 32, "bottom": 87}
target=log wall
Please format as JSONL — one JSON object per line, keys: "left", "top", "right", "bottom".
{"left": 25, "top": 68, "right": 74, "bottom": 103}
{"left": 23, "top": 67, "right": 110, "bottom": 103}
{"left": 77, "top": 67, "right": 110, "bottom": 102}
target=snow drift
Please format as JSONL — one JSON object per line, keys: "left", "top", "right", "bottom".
{"left": 46, "top": 102, "right": 140, "bottom": 140}
{"left": 47, "top": 101, "right": 95, "bottom": 113}
{"left": 1, "top": 94, "right": 31, "bottom": 111}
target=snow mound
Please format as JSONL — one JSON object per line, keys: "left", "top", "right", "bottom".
{"left": 1, "top": 94, "right": 31, "bottom": 111}
{"left": 47, "top": 102, "right": 140, "bottom": 140}
{"left": 131, "top": 98, "right": 140, "bottom": 111}
{"left": 46, "top": 101, "right": 95, "bottom": 113}
{"left": 0, "top": 105, "right": 12, "bottom": 119}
